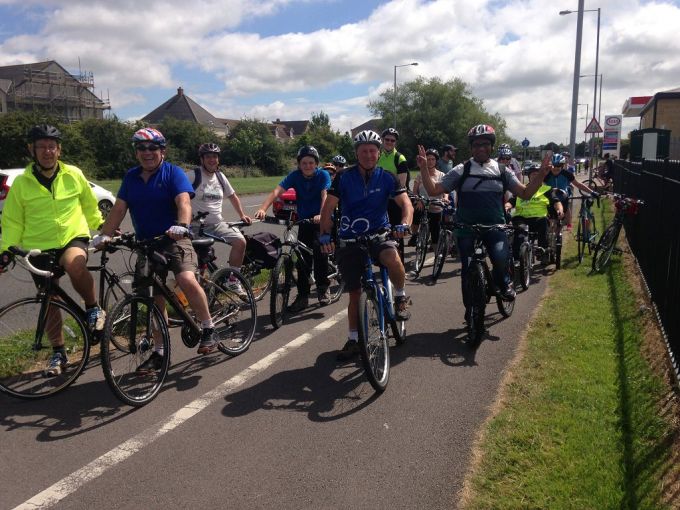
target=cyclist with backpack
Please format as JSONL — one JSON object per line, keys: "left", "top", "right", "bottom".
{"left": 417, "top": 124, "right": 551, "bottom": 325}
{"left": 254, "top": 145, "right": 332, "bottom": 310}
{"left": 544, "top": 153, "right": 597, "bottom": 230}
{"left": 187, "top": 143, "right": 252, "bottom": 295}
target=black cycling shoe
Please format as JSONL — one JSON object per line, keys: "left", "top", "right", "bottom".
{"left": 337, "top": 339, "right": 360, "bottom": 361}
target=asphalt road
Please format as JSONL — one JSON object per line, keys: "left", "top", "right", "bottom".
{"left": 0, "top": 193, "right": 550, "bottom": 509}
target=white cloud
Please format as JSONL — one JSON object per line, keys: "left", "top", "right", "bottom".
{"left": 0, "top": 0, "right": 679, "bottom": 144}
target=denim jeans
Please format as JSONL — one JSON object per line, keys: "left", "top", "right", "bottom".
{"left": 457, "top": 229, "right": 510, "bottom": 308}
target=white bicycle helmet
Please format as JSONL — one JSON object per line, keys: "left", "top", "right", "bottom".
{"left": 353, "top": 130, "right": 382, "bottom": 149}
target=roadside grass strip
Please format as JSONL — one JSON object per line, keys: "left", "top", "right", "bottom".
{"left": 462, "top": 201, "right": 679, "bottom": 510}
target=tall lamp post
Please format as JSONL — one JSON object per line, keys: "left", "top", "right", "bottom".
{"left": 561, "top": 6, "right": 601, "bottom": 168}
{"left": 580, "top": 73, "right": 603, "bottom": 123}
{"left": 393, "top": 62, "right": 418, "bottom": 128}
{"left": 559, "top": 2, "right": 585, "bottom": 160}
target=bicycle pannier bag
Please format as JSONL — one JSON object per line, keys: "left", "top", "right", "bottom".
{"left": 246, "top": 232, "right": 281, "bottom": 269}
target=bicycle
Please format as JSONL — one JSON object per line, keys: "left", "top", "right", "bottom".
{"left": 339, "top": 229, "right": 406, "bottom": 392}
{"left": 591, "top": 194, "right": 644, "bottom": 273}
{"left": 101, "top": 233, "right": 256, "bottom": 407}
{"left": 572, "top": 193, "right": 600, "bottom": 264}
{"left": 269, "top": 216, "right": 344, "bottom": 329}
{"left": 432, "top": 203, "right": 457, "bottom": 282}
{"left": 455, "top": 223, "right": 517, "bottom": 347}
{"left": 583, "top": 166, "right": 613, "bottom": 194}
{"left": 0, "top": 241, "right": 133, "bottom": 399}
{"left": 409, "top": 194, "right": 446, "bottom": 275}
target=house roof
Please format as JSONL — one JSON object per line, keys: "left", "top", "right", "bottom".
{"left": 142, "top": 87, "right": 221, "bottom": 126}
{"left": 350, "top": 118, "right": 383, "bottom": 138}
{"left": 274, "top": 119, "right": 309, "bottom": 137}
{"left": 639, "top": 86, "right": 680, "bottom": 117}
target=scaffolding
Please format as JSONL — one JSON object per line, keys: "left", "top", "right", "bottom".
{"left": 9, "top": 65, "right": 110, "bottom": 122}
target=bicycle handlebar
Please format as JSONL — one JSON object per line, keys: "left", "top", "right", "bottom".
{"left": 7, "top": 247, "right": 53, "bottom": 277}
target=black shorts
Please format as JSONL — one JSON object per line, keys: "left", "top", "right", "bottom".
{"left": 28, "top": 237, "right": 90, "bottom": 288}
{"left": 335, "top": 237, "right": 398, "bottom": 292}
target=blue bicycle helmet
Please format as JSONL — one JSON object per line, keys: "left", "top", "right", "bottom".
{"left": 131, "top": 128, "right": 166, "bottom": 147}
{"left": 551, "top": 153, "right": 566, "bottom": 166}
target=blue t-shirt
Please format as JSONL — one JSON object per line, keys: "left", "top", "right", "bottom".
{"left": 279, "top": 168, "right": 331, "bottom": 220}
{"left": 543, "top": 170, "right": 574, "bottom": 197}
{"left": 328, "top": 165, "right": 404, "bottom": 239}
{"left": 118, "top": 161, "right": 194, "bottom": 240}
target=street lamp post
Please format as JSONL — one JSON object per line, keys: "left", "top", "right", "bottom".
{"left": 559, "top": 2, "right": 585, "bottom": 160}
{"left": 393, "top": 62, "right": 418, "bottom": 128}
{"left": 580, "top": 73, "right": 603, "bottom": 122}
{"left": 561, "top": 6, "right": 601, "bottom": 171}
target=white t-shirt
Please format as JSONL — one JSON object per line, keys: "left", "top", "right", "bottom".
{"left": 413, "top": 169, "right": 446, "bottom": 212}
{"left": 187, "top": 168, "right": 235, "bottom": 224}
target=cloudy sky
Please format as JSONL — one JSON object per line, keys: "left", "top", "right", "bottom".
{"left": 1, "top": 0, "right": 679, "bottom": 146}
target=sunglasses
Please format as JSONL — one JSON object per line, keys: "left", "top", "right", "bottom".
{"left": 135, "top": 144, "right": 161, "bottom": 152}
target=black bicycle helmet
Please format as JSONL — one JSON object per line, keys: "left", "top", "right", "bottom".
{"left": 381, "top": 127, "right": 399, "bottom": 140}
{"left": 297, "top": 145, "right": 320, "bottom": 163}
{"left": 28, "top": 124, "right": 62, "bottom": 143}
{"left": 425, "top": 148, "right": 440, "bottom": 160}
{"left": 198, "top": 143, "right": 221, "bottom": 156}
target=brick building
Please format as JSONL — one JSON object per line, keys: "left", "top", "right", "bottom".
{"left": 639, "top": 87, "right": 680, "bottom": 159}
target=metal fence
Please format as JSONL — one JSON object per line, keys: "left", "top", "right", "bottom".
{"left": 614, "top": 159, "right": 680, "bottom": 386}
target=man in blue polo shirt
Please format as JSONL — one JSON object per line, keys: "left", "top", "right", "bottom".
{"left": 96, "top": 128, "right": 221, "bottom": 371}
{"left": 255, "top": 145, "right": 332, "bottom": 311}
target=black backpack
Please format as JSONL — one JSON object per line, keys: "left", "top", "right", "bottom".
{"left": 191, "top": 168, "right": 228, "bottom": 193}
{"left": 245, "top": 232, "right": 282, "bottom": 269}
{"left": 456, "top": 160, "right": 509, "bottom": 193}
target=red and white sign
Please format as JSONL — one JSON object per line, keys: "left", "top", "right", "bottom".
{"left": 602, "top": 115, "right": 623, "bottom": 157}
{"left": 584, "top": 117, "right": 603, "bottom": 134}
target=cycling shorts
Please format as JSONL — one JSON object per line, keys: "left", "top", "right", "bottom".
{"left": 335, "top": 238, "right": 398, "bottom": 292}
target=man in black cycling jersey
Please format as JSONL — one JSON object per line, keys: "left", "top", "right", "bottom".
{"left": 417, "top": 124, "right": 551, "bottom": 329}
{"left": 319, "top": 130, "right": 413, "bottom": 360}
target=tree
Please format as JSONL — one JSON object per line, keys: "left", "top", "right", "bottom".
{"left": 75, "top": 117, "right": 137, "bottom": 179}
{"left": 222, "top": 119, "right": 287, "bottom": 175}
{"left": 292, "top": 111, "right": 352, "bottom": 163}
{"left": 158, "top": 117, "right": 219, "bottom": 166}
{"left": 368, "top": 77, "right": 516, "bottom": 164}
{"left": 0, "top": 111, "right": 55, "bottom": 168}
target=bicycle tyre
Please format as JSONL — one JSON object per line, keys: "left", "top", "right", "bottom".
{"left": 497, "top": 258, "right": 515, "bottom": 318}
{"left": 413, "top": 223, "right": 429, "bottom": 274}
{"left": 581, "top": 179, "right": 598, "bottom": 194}
{"left": 576, "top": 217, "right": 586, "bottom": 263}
{"left": 326, "top": 254, "right": 345, "bottom": 304}
{"left": 208, "top": 268, "right": 256, "bottom": 355}
{"left": 555, "top": 236, "right": 562, "bottom": 270}
{"left": 269, "top": 255, "right": 294, "bottom": 330}
{"left": 0, "top": 297, "right": 89, "bottom": 400}
{"left": 466, "top": 263, "right": 486, "bottom": 347}
{"left": 587, "top": 211, "right": 597, "bottom": 254}
{"left": 102, "top": 271, "right": 135, "bottom": 313}
{"left": 592, "top": 223, "right": 620, "bottom": 273}
{"left": 357, "top": 290, "right": 389, "bottom": 392}
{"left": 518, "top": 243, "right": 531, "bottom": 291}
{"left": 101, "top": 295, "right": 170, "bottom": 407}
{"left": 385, "top": 280, "right": 406, "bottom": 345}
{"left": 431, "top": 231, "right": 449, "bottom": 281}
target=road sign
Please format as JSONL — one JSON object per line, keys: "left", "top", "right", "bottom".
{"left": 584, "top": 117, "right": 603, "bottom": 134}
{"left": 521, "top": 138, "right": 530, "bottom": 148}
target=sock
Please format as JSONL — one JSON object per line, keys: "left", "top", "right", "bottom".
{"left": 154, "top": 347, "right": 164, "bottom": 356}
{"left": 201, "top": 320, "right": 214, "bottom": 329}
{"left": 348, "top": 330, "right": 358, "bottom": 341}
{"left": 394, "top": 288, "right": 406, "bottom": 297}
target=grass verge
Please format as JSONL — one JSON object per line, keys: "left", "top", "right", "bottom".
{"left": 460, "top": 200, "right": 680, "bottom": 510}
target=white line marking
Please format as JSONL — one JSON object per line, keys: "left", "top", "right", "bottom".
{"left": 13, "top": 309, "right": 347, "bottom": 510}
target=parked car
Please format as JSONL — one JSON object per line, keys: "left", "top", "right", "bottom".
{"left": 0, "top": 168, "right": 116, "bottom": 226}
{"left": 272, "top": 188, "right": 297, "bottom": 221}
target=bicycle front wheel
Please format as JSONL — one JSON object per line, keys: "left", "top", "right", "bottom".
{"left": 358, "top": 290, "right": 389, "bottom": 392}
{"left": 466, "top": 263, "right": 487, "bottom": 347}
{"left": 326, "top": 254, "right": 345, "bottom": 304}
{"left": 208, "top": 268, "right": 256, "bottom": 355}
{"left": 269, "top": 255, "right": 295, "bottom": 330}
{"left": 101, "top": 296, "right": 170, "bottom": 407}
{"left": 592, "top": 223, "right": 620, "bottom": 273}
{"left": 413, "top": 223, "right": 430, "bottom": 274}
{"left": 518, "top": 243, "right": 531, "bottom": 291}
{"left": 385, "top": 280, "right": 406, "bottom": 345}
{"left": 0, "top": 298, "right": 89, "bottom": 399}
{"left": 431, "top": 231, "right": 449, "bottom": 281}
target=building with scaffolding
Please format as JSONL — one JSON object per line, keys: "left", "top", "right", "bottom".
{"left": 0, "top": 60, "right": 110, "bottom": 122}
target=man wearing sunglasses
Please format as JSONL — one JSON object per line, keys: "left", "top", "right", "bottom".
{"left": 417, "top": 124, "right": 551, "bottom": 330}
{"left": 96, "top": 128, "right": 221, "bottom": 370}
{"left": 0, "top": 125, "right": 106, "bottom": 377}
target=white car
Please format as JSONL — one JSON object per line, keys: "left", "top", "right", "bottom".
{"left": 0, "top": 168, "right": 116, "bottom": 223}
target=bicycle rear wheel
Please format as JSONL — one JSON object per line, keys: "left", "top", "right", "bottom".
{"left": 269, "top": 254, "right": 294, "bottom": 330}
{"left": 0, "top": 297, "right": 89, "bottom": 399}
{"left": 413, "top": 223, "right": 429, "bottom": 274}
{"left": 577, "top": 217, "right": 588, "bottom": 263}
{"left": 101, "top": 296, "right": 170, "bottom": 407}
{"left": 592, "top": 223, "right": 620, "bottom": 273}
{"left": 384, "top": 280, "right": 406, "bottom": 345}
{"left": 241, "top": 264, "right": 271, "bottom": 302}
{"left": 208, "top": 268, "right": 256, "bottom": 355}
{"left": 431, "top": 230, "right": 449, "bottom": 281}
{"left": 358, "top": 290, "right": 389, "bottom": 392}
{"left": 466, "top": 263, "right": 486, "bottom": 347}
{"left": 102, "top": 271, "right": 135, "bottom": 313}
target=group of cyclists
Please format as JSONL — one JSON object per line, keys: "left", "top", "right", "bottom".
{"left": 0, "top": 120, "right": 598, "bottom": 380}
